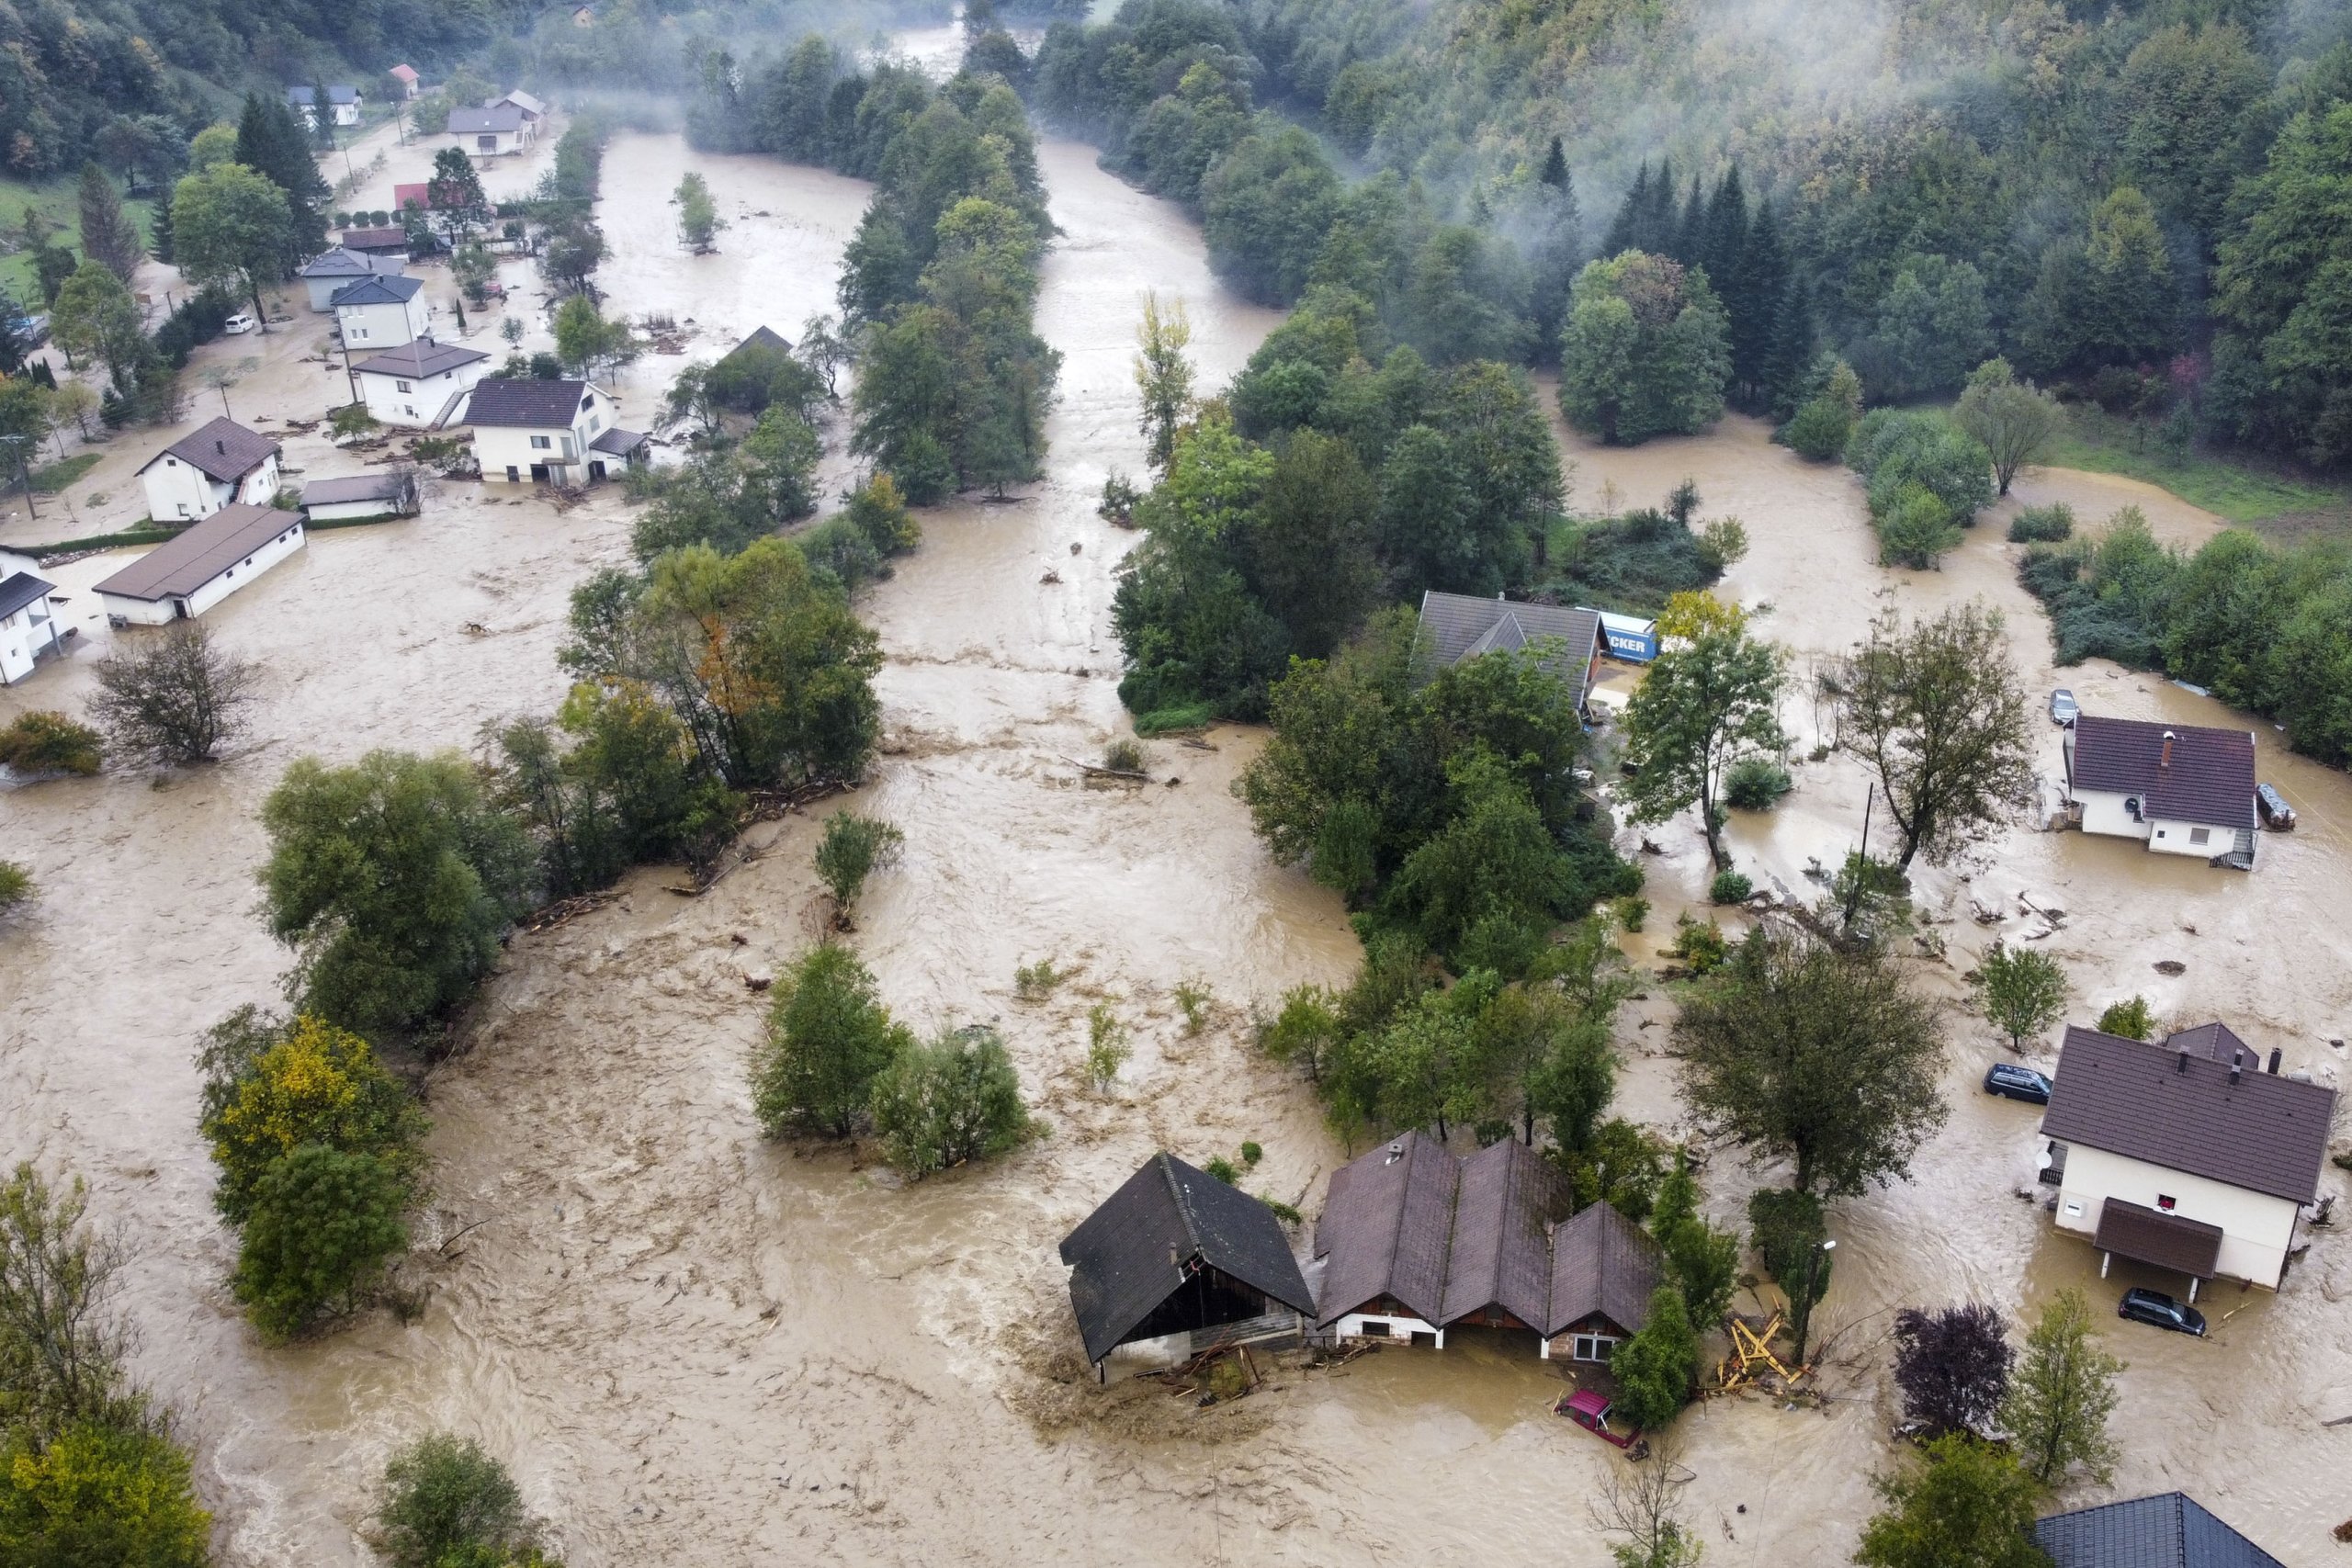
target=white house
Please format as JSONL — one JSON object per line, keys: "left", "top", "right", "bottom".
{"left": 2041, "top": 1021, "right": 2337, "bottom": 1295}
{"left": 288, "top": 85, "right": 362, "bottom": 129}
{"left": 301, "top": 470, "right": 418, "bottom": 522}
{"left": 459, "top": 378, "right": 633, "bottom": 485}
{"left": 352, "top": 339, "right": 491, "bottom": 426}
{"left": 298, "top": 246, "right": 403, "bottom": 311}
{"left": 2064, "top": 715, "right": 2258, "bottom": 867}
{"left": 332, "top": 275, "right": 432, "bottom": 351}
{"left": 0, "top": 567, "right": 64, "bottom": 684}
{"left": 447, "top": 103, "right": 536, "bottom": 156}
{"left": 137, "top": 418, "right": 282, "bottom": 524}
{"left": 94, "top": 503, "right": 306, "bottom": 625}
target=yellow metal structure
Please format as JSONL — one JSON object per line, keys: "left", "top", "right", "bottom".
{"left": 1716, "top": 1311, "right": 1804, "bottom": 1390}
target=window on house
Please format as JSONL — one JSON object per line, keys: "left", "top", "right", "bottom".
{"left": 2157, "top": 1194, "right": 2177, "bottom": 1212}
{"left": 2155, "top": 829, "right": 2166, "bottom": 839}
{"left": 2190, "top": 828, "right": 2211, "bottom": 845}
{"left": 1359, "top": 1320, "right": 1390, "bottom": 1337}
{"left": 1571, "top": 1334, "right": 1619, "bottom": 1362}
{"left": 531, "top": 435, "right": 551, "bottom": 449}
{"left": 396, "top": 380, "right": 412, "bottom": 392}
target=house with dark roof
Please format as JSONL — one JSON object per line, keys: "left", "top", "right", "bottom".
{"left": 0, "top": 569, "right": 64, "bottom": 685}
{"left": 95, "top": 503, "right": 305, "bottom": 626}
{"left": 301, "top": 470, "right": 419, "bottom": 522}
{"left": 1059, "top": 1153, "right": 1316, "bottom": 1375}
{"left": 352, "top": 338, "right": 491, "bottom": 426}
{"left": 1314, "top": 1132, "right": 1664, "bottom": 1360}
{"left": 2041, "top": 1022, "right": 2338, "bottom": 1294}
{"left": 2035, "top": 1492, "right": 2284, "bottom": 1568}
{"left": 2065, "top": 716, "right": 2259, "bottom": 868}
{"left": 342, "top": 225, "right": 411, "bottom": 258}
{"left": 493, "top": 88, "right": 548, "bottom": 119}
{"left": 331, "top": 274, "right": 432, "bottom": 351}
{"left": 1415, "top": 591, "right": 1606, "bottom": 711}
{"left": 298, "top": 246, "right": 404, "bottom": 311}
{"left": 448, "top": 102, "right": 536, "bottom": 156}
{"left": 457, "top": 378, "right": 627, "bottom": 485}
{"left": 288, "top": 84, "right": 362, "bottom": 129}
{"left": 136, "top": 418, "right": 281, "bottom": 524}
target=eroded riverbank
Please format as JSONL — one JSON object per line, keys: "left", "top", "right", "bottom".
{"left": 3, "top": 118, "right": 2348, "bottom": 1567}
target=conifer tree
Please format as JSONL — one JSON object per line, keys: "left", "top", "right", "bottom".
{"left": 76, "top": 162, "right": 145, "bottom": 285}
{"left": 1605, "top": 162, "right": 1650, "bottom": 256}
{"left": 234, "top": 91, "right": 330, "bottom": 257}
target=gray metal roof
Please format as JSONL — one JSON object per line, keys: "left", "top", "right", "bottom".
{"left": 140, "top": 418, "right": 277, "bottom": 484}
{"left": 342, "top": 227, "right": 408, "bottom": 252}
{"left": 0, "top": 571, "right": 54, "bottom": 621}
{"left": 94, "top": 504, "right": 301, "bottom": 603}
{"left": 351, "top": 339, "right": 488, "bottom": 378}
{"left": 299, "top": 246, "right": 377, "bottom": 278}
{"left": 300, "top": 472, "right": 405, "bottom": 506}
{"left": 2069, "top": 716, "right": 2256, "bottom": 829}
{"left": 1416, "top": 591, "right": 1603, "bottom": 697}
{"left": 330, "top": 275, "right": 424, "bottom": 308}
{"left": 1057, "top": 1153, "right": 1314, "bottom": 1364}
{"left": 448, "top": 104, "right": 528, "bottom": 134}
{"left": 2036, "top": 1494, "right": 2284, "bottom": 1568}
{"left": 2042, "top": 1025, "right": 2337, "bottom": 1204}
{"left": 462, "top": 378, "right": 594, "bottom": 429}
{"left": 588, "top": 426, "right": 647, "bottom": 455}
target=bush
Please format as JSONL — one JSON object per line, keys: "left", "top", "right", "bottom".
{"left": 1723, "top": 756, "right": 1792, "bottom": 810}
{"left": 1132, "top": 701, "right": 1216, "bottom": 735}
{"left": 1239, "top": 1140, "right": 1262, "bottom": 1166}
{"left": 0, "top": 861, "right": 29, "bottom": 911}
{"left": 1012, "top": 957, "right": 1062, "bottom": 1000}
{"left": 1085, "top": 1003, "right": 1130, "bottom": 1089}
{"left": 329, "top": 401, "right": 379, "bottom": 438}
{"left": 89, "top": 621, "right": 259, "bottom": 766}
{"left": 843, "top": 472, "right": 920, "bottom": 556}
{"left": 231, "top": 1144, "right": 411, "bottom": 1341}
{"left": 868, "top": 1026, "right": 1034, "bottom": 1180}
{"left": 752, "top": 945, "right": 913, "bottom": 1138}
{"left": 1709, "top": 870, "right": 1753, "bottom": 905}
{"left": 2095, "top": 995, "right": 2154, "bottom": 1040}
{"left": 812, "top": 812, "right": 904, "bottom": 927}
{"left": 1874, "top": 482, "right": 1964, "bottom": 570}
{"left": 1173, "top": 977, "right": 1212, "bottom": 1035}
{"left": 1103, "top": 737, "right": 1146, "bottom": 773}
{"left": 373, "top": 1433, "right": 539, "bottom": 1568}
{"left": 0, "top": 1421, "right": 212, "bottom": 1567}
{"left": 0, "top": 710, "right": 102, "bottom": 775}
{"left": 1669, "top": 913, "right": 1726, "bottom": 974}
{"left": 2007, "top": 503, "right": 2075, "bottom": 544}
{"left": 1614, "top": 895, "right": 1649, "bottom": 933}
{"left": 1782, "top": 395, "right": 1854, "bottom": 461}
{"left": 1203, "top": 1155, "right": 1238, "bottom": 1183}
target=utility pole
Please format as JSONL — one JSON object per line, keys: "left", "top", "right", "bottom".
{"left": 1840, "top": 786, "right": 1875, "bottom": 932}
{"left": 0, "top": 434, "right": 40, "bottom": 523}
{"left": 1792, "top": 1236, "right": 1836, "bottom": 1367}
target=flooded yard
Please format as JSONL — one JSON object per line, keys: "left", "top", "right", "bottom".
{"left": 1, "top": 102, "right": 2347, "bottom": 1568}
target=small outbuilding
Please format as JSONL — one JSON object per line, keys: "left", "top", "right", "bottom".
{"left": 352, "top": 338, "right": 491, "bottom": 426}
{"left": 301, "top": 470, "right": 418, "bottom": 523}
{"left": 448, "top": 103, "right": 536, "bottom": 156}
{"left": 2035, "top": 1492, "right": 2284, "bottom": 1568}
{"left": 1416, "top": 591, "right": 1606, "bottom": 711}
{"left": 137, "top": 417, "right": 282, "bottom": 524}
{"left": 1315, "top": 1131, "right": 1664, "bottom": 1360}
{"left": 0, "top": 570, "right": 65, "bottom": 684}
{"left": 1059, "top": 1153, "right": 1316, "bottom": 1376}
{"left": 94, "top": 502, "right": 305, "bottom": 625}
{"left": 2041, "top": 1021, "right": 2336, "bottom": 1294}
{"left": 342, "top": 226, "right": 411, "bottom": 258}
{"left": 2064, "top": 715, "right": 2258, "bottom": 868}
{"left": 390, "top": 64, "right": 421, "bottom": 98}
{"left": 494, "top": 88, "right": 548, "bottom": 120}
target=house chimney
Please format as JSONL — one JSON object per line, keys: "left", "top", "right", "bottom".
{"left": 2160, "top": 730, "right": 2176, "bottom": 769}
{"left": 2176, "top": 1044, "right": 2190, "bottom": 1075}
{"left": 214, "top": 439, "right": 226, "bottom": 456}
{"left": 2229, "top": 1049, "right": 2243, "bottom": 1086}
{"left": 2267, "top": 1047, "right": 2282, "bottom": 1075}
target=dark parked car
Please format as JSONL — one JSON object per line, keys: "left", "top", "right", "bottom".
{"left": 1984, "top": 1064, "right": 2053, "bottom": 1104}
{"left": 2049, "top": 688, "right": 2079, "bottom": 726}
{"left": 2119, "top": 1288, "right": 2206, "bottom": 1337}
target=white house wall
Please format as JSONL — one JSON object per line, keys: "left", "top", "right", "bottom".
{"left": 338, "top": 297, "right": 432, "bottom": 350}
{"left": 2053, "top": 1143, "right": 2299, "bottom": 1289}
{"left": 1, "top": 592, "right": 59, "bottom": 683}
{"left": 1331, "top": 1311, "right": 1443, "bottom": 1348}
{"left": 2075, "top": 789, "right": 2151, "bottom": 842}
{"left": 141, "top": 463, "right": 231, "bottom": 524}
{"left": 358, "top": 360, "right": 488, "bottom": 426}
{"left": 98, "top": 521, "right": 306, "bottom": 626}
{"left": 2147, "top": 818, "right": 2228, "bottom": 857}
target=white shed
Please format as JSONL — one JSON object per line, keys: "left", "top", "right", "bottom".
{"left": 332, "top": 275, "right": 433, "bottom": 352}
{"left": 301, "top": 470, "right": 417, "bottom": 522}
{"left": 95, "top": 503, "right": 306, "bottom": 625}
{"left": 137, "top": 418, "right": 282, "bottom": 524}
{"left": 352, "top": 338, "right": 491, "bottom": 426}
{"left": 0, "top": 569, "right": 65, "bottom": 685}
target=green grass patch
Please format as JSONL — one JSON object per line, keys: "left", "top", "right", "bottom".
{"left": 0, "top": 173, "right": 158, "bottom": 303}
{"left": 28, "top": 453, "right": 97, "bottom": 493}
{"left": 1131, "top": 702, "right": 1216, "bottom": 736}
{"left": 2037, "top": 408, "right": 2352, "bottom": 525}
{"left": 17, "top": 526, "right": 175, "bottom": 557}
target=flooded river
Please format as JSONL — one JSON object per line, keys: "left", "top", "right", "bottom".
{"left": 4, "top": 94, "right": 2349, "bottom": 1568}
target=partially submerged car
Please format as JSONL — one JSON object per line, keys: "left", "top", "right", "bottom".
{"left": 1556, "top": 1388, "right": 1645, "bottom": 1453}
{"left": 1984, "top": 1064, "right": 2053, "bottom": 1104}
{"left": 2119, "top": 1287, "right": 2207, "bottom": 1337}
{"left": 2257, "top": 782, "right": 2297, "bottom": 829}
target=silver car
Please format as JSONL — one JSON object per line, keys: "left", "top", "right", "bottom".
{"left": 2049, "top": 688, "right": 2078, "bottom": 726}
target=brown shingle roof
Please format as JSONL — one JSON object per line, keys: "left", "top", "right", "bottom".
{"left": 2042, "top": 1025, "right": 2337, "bottom": 1204}
{"left": 352, "top": 339, "right": 489, "bottom": 379}
{"left": 1440, "top": 1141, "right": 1566, "bottom": 1327}
{"left": 1315, "top": 1130, "right": 1458, "bottom": 1325}
{"left": 2093, "top": 1199, "right": 2223, "bottom": 1280}
{"left": 141, "top": 418, "right": 277, "bottom": 484}
{"left": 2069, "top": 716, "right": 2256, "bottom": 829}
{"left": 1416, "top": 591, "right": 1602, "bottom": 697}
{"left": 343, "top": 227, "right": 409, "bottom": 252}
{"left": 94, "top": 504, "right": 300, "bottom": 602}
{"left": 1549, "top": 1197, "right": 1664, "bottom": 1337}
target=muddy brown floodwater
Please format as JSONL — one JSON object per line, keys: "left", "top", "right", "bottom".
{"left": 4, "top": 110, "right": 2349, "bottom": 1568}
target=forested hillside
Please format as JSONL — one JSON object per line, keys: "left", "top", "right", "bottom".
{"left": 1032, "top": 0, "right": 2352, "bottom": 466}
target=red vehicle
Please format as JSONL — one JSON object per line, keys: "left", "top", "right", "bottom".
{"left": 1555, "top": 1388, "right": 1646, "bottom": 1454}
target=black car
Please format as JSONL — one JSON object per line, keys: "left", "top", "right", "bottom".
{"left": 1984, "top": 1064, "right": 2053, "bottom": 1104}
{"left": 2119, "top": 1288, "right": 2207, "bottom": 1337}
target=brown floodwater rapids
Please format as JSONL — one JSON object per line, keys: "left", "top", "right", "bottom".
{"left": 4, "top": 118, "right": 2350, "bottom": 1564}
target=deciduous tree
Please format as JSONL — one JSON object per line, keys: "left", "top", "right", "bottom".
{"left": 1893, "top": 1303, "right": 2014, "bottom": 1438}
{"left": 868, "top": 1025, "right": 1034, "bottom": 1179}
{"left": 89, "top": 621, "right": 259, "bottom": 766}
{"left": 1954, "top": 359, "right": 2064, "bottom": 496}
{"left": 172, "top": 163, "right": 296, "bottom": 332}
{"left": 752, "top": 944, "right": 913, "bottom": 1138}
{"left": 1620, "top": 611, "right": 1785, "bottom": 868}
{"left": 813, "top": 810, "right": 903, "bottom": 927}
{"left": 1677, "top": 925, "right": 1949, "bottom": 1198}
{"left": 1973, "top": 943, "right": 2067, "bottom": 1052}
{"left": 230, "top": 1143, "right": 410, "bottom": 1340}
{"left": 1133, "top": 289, "right": 1194, "bottom": 474}
{"left": 1854, "top": 1436, "right": 2052, "bottom": 1568}
{"left": 2001, "top": 1288, "right": 2123, "bottom": 1487}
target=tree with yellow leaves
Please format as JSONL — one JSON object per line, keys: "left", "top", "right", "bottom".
{"left": 197, "top": 1008, "right": 426, "bottom": 1224}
